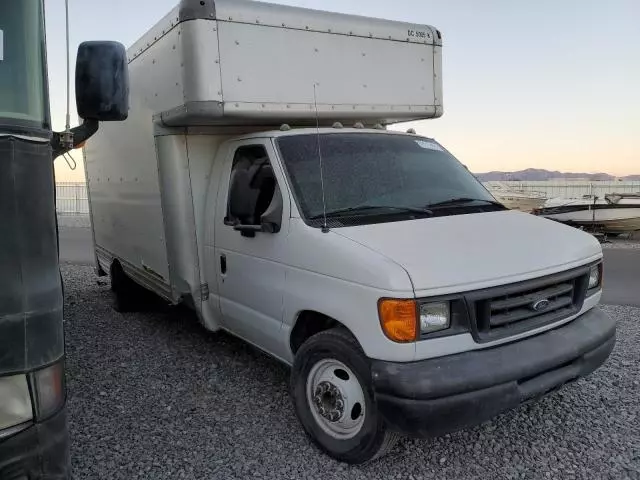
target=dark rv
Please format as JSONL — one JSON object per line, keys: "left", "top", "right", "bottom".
{"left": 0, "top": 2, "right": 128, "bottom": 477}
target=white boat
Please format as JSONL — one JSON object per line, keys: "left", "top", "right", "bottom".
{"left": 484, "top": 182, "right": 547, "bottom": 212}
{"left": 533, "top": 193, "right": 640, "bottom": 233}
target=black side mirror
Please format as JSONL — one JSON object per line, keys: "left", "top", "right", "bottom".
{"left": 228, "top": 168, "right": 282, "bottom": 237}
{"left": 228, "top": 169, "right": 256, "bottom": 221}
{"left": 75, "top": 41, "right": 129, "bottom": 121}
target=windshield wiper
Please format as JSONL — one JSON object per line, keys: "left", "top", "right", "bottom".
{"left": 309, "top": 204, "right": 433, "bottom": 220}
{"left": 426, "top": 197, "right": 505, "bottom": 209}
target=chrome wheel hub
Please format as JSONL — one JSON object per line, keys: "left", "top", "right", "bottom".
{"left": 306, "top": 359, "right": 366, "bottom": 439}
{"left": 313, "top": 381, "right": 345, "bottom": 421}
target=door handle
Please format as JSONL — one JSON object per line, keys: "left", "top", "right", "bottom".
{"left": 220, "top": 254, "right": 227, "bottom": 274}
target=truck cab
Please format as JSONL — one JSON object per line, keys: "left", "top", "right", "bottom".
{"left": 84, "top": 0, "right": 616, "bottom": 464}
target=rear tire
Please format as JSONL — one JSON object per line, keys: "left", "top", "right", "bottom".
{"left": 291, "top": 328, "right": 400, "bottom": 464}
{"left": 110, "top": 261, "right": 137, "bottom": 312}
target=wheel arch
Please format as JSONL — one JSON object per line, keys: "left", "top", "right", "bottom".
{"left": 289, "top": 310, "right": 360, "bottom": 356}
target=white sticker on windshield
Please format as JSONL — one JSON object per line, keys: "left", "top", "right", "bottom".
{"left": 0, "top": 30, "right": 4, "bottom": 61}
{"left": 415, "top": 140, "right": 443, "bottom": 151}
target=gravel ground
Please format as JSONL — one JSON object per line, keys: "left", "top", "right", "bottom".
{"left": 593, "top": 233, "right": 640, "bottom": 250}
{"left": 62, "top": 265, "right": 640, "bottom": 480}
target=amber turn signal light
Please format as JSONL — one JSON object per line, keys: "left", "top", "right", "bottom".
{"left": 378, "top": 298, "right": 418, "bottom": 342}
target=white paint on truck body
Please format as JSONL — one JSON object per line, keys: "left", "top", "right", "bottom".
{"left": 83, "top": 0, "right": 603, "bottom": 366}
{"left": 125, "top": 0, "right": 442, "bottom": 126}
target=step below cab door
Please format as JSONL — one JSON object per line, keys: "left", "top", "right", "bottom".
{"left": 213, "top": 139, "right": 291, "bottom": 360}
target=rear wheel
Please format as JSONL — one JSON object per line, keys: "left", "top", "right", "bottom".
{"left": 110, "top": 261, "right": 137, "bottom": 312}
{"left": 291, "top": 329, "right": 400, "bottom": 464}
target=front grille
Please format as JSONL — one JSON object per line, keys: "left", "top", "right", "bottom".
{"left": 469, "top": 267, "right": 590, "bottom": 342}
{"left": 489, "top": 282, "right": 575, "bottom": 327}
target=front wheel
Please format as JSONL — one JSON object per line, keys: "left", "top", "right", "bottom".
{"left": 291, "top": 329, "right": 399, "bottom": 464}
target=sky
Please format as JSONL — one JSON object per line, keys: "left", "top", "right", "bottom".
{"left": 45, "top": 0, "right": 639, "bottom": 181}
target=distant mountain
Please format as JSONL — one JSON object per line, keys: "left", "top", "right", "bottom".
{"left": 475, "top": 168, "right": 639, "bottom": 182}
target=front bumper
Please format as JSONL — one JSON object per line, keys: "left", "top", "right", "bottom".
{"left": 0, "top": 407, "right": 70, "bottom": 479}
{"left": 372, "top": 307, "right": 616, "bottom": 436}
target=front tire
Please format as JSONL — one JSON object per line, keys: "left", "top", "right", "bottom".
{"left": 291, "top": 329, "right": 399, "bottom": 464}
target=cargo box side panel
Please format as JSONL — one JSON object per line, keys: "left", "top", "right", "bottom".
{"left": 84, "top": 101, "right": 171, "bottom": 295}
{"left": 150, "top": 18, "right": 224, "bottom": 127}
{"left": 180, "top": 20, "right": 224, "bottom": 107}
{"left": 128, "top": 22, "right": 186, "bottom": 118}
{"left": 82, "top": 14, "right": 214, "bottom": 298}
{"left": 84, "top": 41, "right": 179, "bottom": 296}
{"left": 217, "top": 21, "right": 439, "bottom": 122}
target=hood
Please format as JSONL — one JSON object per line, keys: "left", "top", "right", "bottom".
{"left": 334, "top": 210, "right": 602, "bottom": 295}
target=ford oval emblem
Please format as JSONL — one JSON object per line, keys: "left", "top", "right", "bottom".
{"left": 531, "top": 299, "right": 550, "bottom": 312}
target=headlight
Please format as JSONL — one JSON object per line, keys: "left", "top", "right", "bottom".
{"left": 588, "top": 264, "right": 602, "bottom": 290}
{"left": 419, "top": 302, "right": 450, "bottom": 334}
{"left": 378, "top": 299, "right": 454, "bottom": 342}
{"left": 0, "top": 374, "right": 33, "bottom": 436}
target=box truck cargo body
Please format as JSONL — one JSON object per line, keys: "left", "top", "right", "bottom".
{"left": 84, "top": 0, "right": 615, "bottom": 463}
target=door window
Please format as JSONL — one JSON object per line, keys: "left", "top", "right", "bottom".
{"left": 226, "top": 145, "right": 279, "bottom": 228}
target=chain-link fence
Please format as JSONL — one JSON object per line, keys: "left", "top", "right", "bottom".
{"left": 56, "top": 182, "right": 89, "bottom": 215}
{"left": 483, "top": 181, "right": 640, "bottom": 199}
{"left": 55, "top": 180, "right": 640, "bottom": 216}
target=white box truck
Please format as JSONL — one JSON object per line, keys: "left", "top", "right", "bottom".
{"left": 83, "top": 0, "right": 616, "bottom": 464}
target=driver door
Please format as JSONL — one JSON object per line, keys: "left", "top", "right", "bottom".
{"left": 213, "top": 139, "right": 291, "bottom": 360}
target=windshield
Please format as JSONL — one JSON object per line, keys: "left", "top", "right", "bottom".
{"left": 277, "top": 133, "right": 497, "bottom": 224}
{"left": 0, "top": 0, "right": 49, "bottom": 132}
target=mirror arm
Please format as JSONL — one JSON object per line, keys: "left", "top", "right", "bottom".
{"left": 52, "top": 119, "right": 99, "bottom": 159}
{"left": 233, "top": 224, "right": 263, "bottom": 238}
{"left": 233, "top": 224, "right": 262, "bottom": 232}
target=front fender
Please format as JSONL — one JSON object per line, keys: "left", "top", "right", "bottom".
{"left": 282, "top": 269, "right": 416, "bottom": 363}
